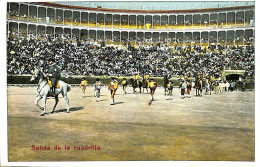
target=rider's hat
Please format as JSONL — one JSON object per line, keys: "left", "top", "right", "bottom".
{"left": 96, "top": 78, "right": 100, "bottom": 81}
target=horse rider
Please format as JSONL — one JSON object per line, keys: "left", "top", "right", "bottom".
{"left": 47, "top": 58, "right": 61, "bottom": 96}
{"left": 144, "top": 73, "right": 150, "bottom": 81}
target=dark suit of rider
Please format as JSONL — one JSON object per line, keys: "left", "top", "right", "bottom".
{"left": 48, "top": 64, "right": 61, "bottom": 95}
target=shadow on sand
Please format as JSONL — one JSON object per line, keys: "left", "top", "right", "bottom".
{"left": 46, "top": 106, "right": 84, "bottom": 115}
{"left": 114, "top": 102, "right": 124, "bottom": 105}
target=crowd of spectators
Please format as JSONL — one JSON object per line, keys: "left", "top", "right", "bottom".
{"left": 7, "top": 36, "right": 255, "bottom": 80}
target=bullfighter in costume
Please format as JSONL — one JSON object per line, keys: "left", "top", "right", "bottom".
{"left": 94, "top": 78, "right": 102, "bottom": 102}
{"left": 121, "top": 78, "right": 127, "bottom": 95}
{"left": 187, "top": 80, "right": 192, "bottom": 98}
{"left": 166, "top": 81, "right": 174, "bottom": 100}
{"left": 180, "top": 80, "right": 187, "bottom": 99}
{"left": 80, "top": 78, "right": 88, "bottom": 97}
{"left": 149, "top": 78, "right": 157, "bottom": 102}
{"left": 108, "top": 77, "right": 118, "bottom": 105}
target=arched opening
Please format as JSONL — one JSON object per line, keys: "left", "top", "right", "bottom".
{"left": 225, "top": 74, "right": 241, "bottom": 81}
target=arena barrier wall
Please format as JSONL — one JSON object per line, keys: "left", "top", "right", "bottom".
{"left": 7, "top": 75, "right": 177, "bottom": 87}
{"left": 7, "top": 75, "right": 254, "bottom": 90}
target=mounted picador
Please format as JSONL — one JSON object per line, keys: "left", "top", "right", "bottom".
{"left": 30, "top": 64, "right": 71, "bottom": 116}
{"left": 47, "top": 58, "right": 61, "bottom": 97}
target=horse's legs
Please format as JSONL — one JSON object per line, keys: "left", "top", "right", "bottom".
{"left": 62, "top": 91, "right": 70, "bottom": 113}
{"left": 64, "top": 95, "right": 70, "bottom": 113}
{"left": 35, "top": 95, "right": 43, "bottom": 110}
{"left": 51, "top": 96, "right": 59, "bottom": 113}
{"left": 40, "top": 96, "right": 47, "bottom": 116}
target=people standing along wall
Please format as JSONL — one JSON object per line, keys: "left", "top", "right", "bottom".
{"left": 187, "top": 80, "right": 192, "bottom": 98}
{"left": 180, "top": 80, "right": 187, "bottom": 99}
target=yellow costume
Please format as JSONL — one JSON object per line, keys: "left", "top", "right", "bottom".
{"left": 135, "top": 74, "right": 140, "bottom": 80}
{"left": 80, "top": 80, "right": 87, "bottom": 96}
{"left": 149, "top": 80, "right": 157, "bottom": 101}
{"left": 121, "top": 79, "right": 127, "bottom": 94}
{"left": 145, "top": 74, "right": 150, "bottom": 80}
{"left": 108, "top": 79, "right": 118, "bottom": 105}
{"left": 80, "top": 80, "right": 87, "bottom": 89}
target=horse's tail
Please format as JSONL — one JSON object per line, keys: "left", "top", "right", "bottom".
{"left": 67, "top": 84, "right": 72, "bottom": 92}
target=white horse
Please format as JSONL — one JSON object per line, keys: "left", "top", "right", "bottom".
{"left": 30, "top": 68, "right": 71, "bottom": 116}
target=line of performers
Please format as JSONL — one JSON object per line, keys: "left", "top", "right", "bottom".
{"left": 80, "top": 74, "right": 232, "bottom": 105}
{"left": 179, "top": 74, "right": 233, "bottom": 99}
{"left": 80, "top": 75, "right": 157, "bottom": 105}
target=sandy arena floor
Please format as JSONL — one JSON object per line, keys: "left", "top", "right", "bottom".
{"left": 7, "top": 86, "right": 255, "bottom": 161}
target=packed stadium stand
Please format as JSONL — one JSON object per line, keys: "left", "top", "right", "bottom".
{"left": 6, "top": 1, "right": 255, "bottom": 80}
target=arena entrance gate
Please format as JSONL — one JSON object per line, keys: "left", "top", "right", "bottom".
{"left": 225, "top": 74, "right": 242, "bottom": 81}
{"left": 222, "top": 70, "right": 245, "bottom": 81}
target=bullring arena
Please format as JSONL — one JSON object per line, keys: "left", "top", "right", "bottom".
{"left": 5, "top": 0, "right": 256, "bottom": 163}
{"left": 7, "top": 85, "right": 255, "bottom": 161}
